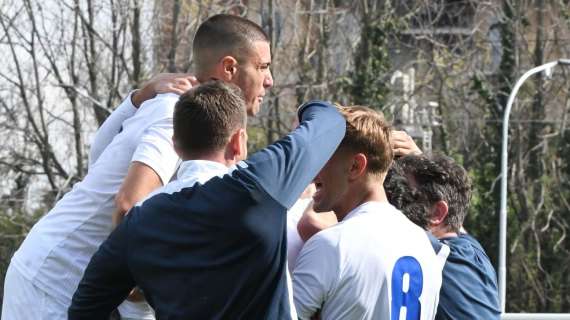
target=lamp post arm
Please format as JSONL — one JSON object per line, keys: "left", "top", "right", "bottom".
{"left": 499, "top": 60, "right": 559, "bottom": 313}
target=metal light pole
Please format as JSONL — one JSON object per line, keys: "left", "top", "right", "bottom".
{"left": 499, "top": 59, "right": 570, "bottom": 313}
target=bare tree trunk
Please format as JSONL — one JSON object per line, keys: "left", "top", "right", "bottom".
{"left": 131, "top": 0, "right": 143, "bottom": 88}
{"left": 28, "top": 0, "right": 84, "bottom": 180}
{"left": 528, "top": 0, "right": 545, "bottom": 182}
{"left": 70, "top": 1, "right": 84, "bottom": 178}
{"left": 83, "top": 0, "right": 107, "bottom": 126}
{"left": 167, "top": 0, "right": 181, "bottom": 72}
{"left": 264, "top": 0, "right": 277, "bottom": 143}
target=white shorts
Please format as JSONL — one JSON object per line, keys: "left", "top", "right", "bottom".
{"left": 2, "top": 263, "right": 68, "bottom": 320}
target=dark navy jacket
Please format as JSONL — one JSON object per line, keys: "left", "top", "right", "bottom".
{"left": 437, "top": 234, "right": 501, "bottom": 320}
{"left": 68, "top": 101, "right": 345, "bottom": 320}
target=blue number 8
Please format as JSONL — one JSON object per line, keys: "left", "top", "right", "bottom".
{"left": 391, "top": 256, "right": 423, "bottom": 320}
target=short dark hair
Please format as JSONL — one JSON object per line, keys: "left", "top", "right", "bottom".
{"left": 173, "top": 81, "right": 246, "bottom": 157}
{"left": 193, "top": 14, "right": 269, "bottom": 75}
{"left": 384, "top": 154, "right": 471, "bottom": 233}
{"left": 338, "top": 106, "right": 393, "bottom": 175}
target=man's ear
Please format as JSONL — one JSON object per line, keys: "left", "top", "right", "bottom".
{"left": 172, "top": 135, "right": 185, "bottom": 158}
{"left": 429, "top": 200, "right": 449, "bottom": 226}
{"left": 348, "top": 153, "right": 367, "bottom": 181}
{"left": 217, "top": 56, "right": 238, "bottom": 81}
{"left": 226, "top": 128, "right": 247, "bottom": 161}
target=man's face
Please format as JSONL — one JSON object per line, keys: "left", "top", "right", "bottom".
{"left": 312, "top": 150, "right": 352, "bottom": 213}
{"left": 233, "top": 41, "right": 273, "bottom": 116}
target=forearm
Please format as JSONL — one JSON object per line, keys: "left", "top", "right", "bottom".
{"left": 113, "top": 161, "right": 164, "bottom": 225}
{"left": 112, "top": 206, "right": 127, "bottom": 228}
{"left": 132, "top": 73, "right": 198, "bottom": 107}
{"left": 297, "top": 209, "right": 337, "bottom": 242}
{"left": 238, "top": 101, "right": 346, "bottom": 209}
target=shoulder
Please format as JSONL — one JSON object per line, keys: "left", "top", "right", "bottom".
{"left": 137, "top": 93, "right": 180, "bottom": 119}
{"left": 443, "top": 234, "right": 488, "bottom": 258}
{"left": 300, "top": 226, "right": 342, "bottom": 260}
{"left": 294, "top": 225, "right": 342, "bottom": 287}
{"left": 458, "top": 233, "right": 486, "bottom": 251}
{"left": 441, "top": 234, "right": 496, "bottom": 279}
{"left": 438, "top": 235, "right": 501, "bottom": 318}
{"left": 130, "top": 191, "right": 183, "bottom": 224}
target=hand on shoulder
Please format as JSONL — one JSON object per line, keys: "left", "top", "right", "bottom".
{"left": 132, "top": 73, "right": 199, "bottom": 107}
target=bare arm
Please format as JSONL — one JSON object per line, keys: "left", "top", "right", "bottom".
{"left": 131, "top": 73, "right": 198, "bottom": 107}
{"left": 297, "top": 202, "right": 337, "bottom": 242}
{"left": 112, "top": 161, "right": 163, "bottom": 227}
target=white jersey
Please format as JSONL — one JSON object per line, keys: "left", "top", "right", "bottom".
{"left": 286, "top": 197, "right": 312, "bottom": 270}
{"left": 293, "top": 201, "right": 448, "bottom": 320}
{"left": 10, "top": 93, "right": 180, "bottom": 306}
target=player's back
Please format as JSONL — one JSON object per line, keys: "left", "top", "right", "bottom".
{"left": 295, "top": 201, "right": 446, "bottom": 320}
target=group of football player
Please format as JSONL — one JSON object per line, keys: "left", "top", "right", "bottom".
{"left": 2, "top": 14, "right": 500, "bottom": 320}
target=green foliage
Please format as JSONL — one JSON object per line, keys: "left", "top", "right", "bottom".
{"left": 0, "top": 208, "right": 43, "bottom": 304}
{"left": 338, "top": 11, "right": 406, "bottom": 110}
{"left": 246, "top": 126, "right": 269, "bottom": 154}
{"left": 466, "top": 0, "right": 570, "bottom": 311}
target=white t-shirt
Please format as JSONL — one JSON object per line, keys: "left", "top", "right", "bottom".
{"left": 11, "top": 93, "right": 180, "bottom": 306}
{"left": 293, "top": 201, "right": 448, "bottom": 320}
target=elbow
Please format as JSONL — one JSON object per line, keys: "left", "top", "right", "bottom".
{"left": 114, "top": 192, "right": 135, "bottom": 216}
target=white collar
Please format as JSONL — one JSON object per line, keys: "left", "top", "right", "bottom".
{"left": 176, "top": 160, "right": 229, "bottom": 180}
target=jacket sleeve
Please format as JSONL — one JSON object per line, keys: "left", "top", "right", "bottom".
{"left": 68, "top": 213, "right": 137, "bottom": 319}
{"left": 234, "top": 100, "right": 345, "bottom": 209}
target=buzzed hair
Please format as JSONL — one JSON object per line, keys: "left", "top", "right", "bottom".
{"left": 193, "top": 14, "right": 269, "bottom": 75}
{"left": 338, "top": 106, "right": 393, "bottom": 175}
{"left": 174, "top": 81, "right": 247, "bottom": 157}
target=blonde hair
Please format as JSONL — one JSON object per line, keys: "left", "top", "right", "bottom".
{"left": 338, "top": 105, "right": 393, "bottom": 174}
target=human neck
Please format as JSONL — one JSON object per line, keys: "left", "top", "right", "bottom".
{"left": 430, "top": 225, "right": 458, "bottom": 239}
{"left": 334, "top": 179, "right": 388, "bottom": 221}
{"left": 197, "top": 70, "right": 223, "bottom": 84}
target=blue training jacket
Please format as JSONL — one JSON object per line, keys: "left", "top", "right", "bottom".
{"left": 437, "top": 234, "right": 501, "bottom": 320}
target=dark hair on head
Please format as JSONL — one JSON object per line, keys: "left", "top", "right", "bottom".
{"left": 384, "top": 162, "right": 431, "bottom": 230}
{"left": 193, "top": 14, "right": 269, "bottom": 74}
{"left": 337, "top": 106, "right": 393, "bottom": 175}
{"left": 173, "top": 81, "right": 246, "bottom": 157}
{"left": 386, "top": 154, "right": 471, "bottom": 233}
